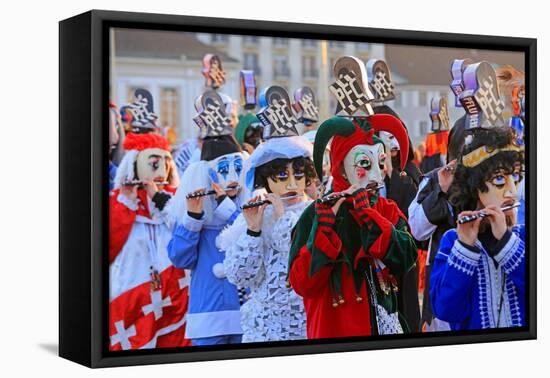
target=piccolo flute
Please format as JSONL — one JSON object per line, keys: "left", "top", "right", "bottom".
{"left": 123, "top": 180, "right": 169, "bottom": 186}
{"left": 186, "top": 186, "right": 241, "bottom": 199}
{"left": 317, "top": 184, "right": 384, "bottom": 205}
{"left": 241, "top": 194, "right": 301, "bottom": 210}
{"left": 457, "top": 202, "right": 521, "bottom": 224}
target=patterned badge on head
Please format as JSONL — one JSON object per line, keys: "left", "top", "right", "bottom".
{"left": 293, "top": 86, "right": 319, "bottom": 125}
{"left": 202, "top": 54, "right": 226, "bottom": 89}
{"left": 128, "top": 88, "right": 159, "bottom": 131}
{"left": 460, "top": 61, "right": 506, "bottom": 129}
{"left": 366, "top": 59, "right": 396, "bottom": 104}
{"left": 450, "top": 59, "right": 473, "bottom": 108}
{"left": 193, "top": 90, "right": 233, "bottom": 138}
{"left": 256, "top": 86, "right": 300, "bottom": 139}
{"left": 240, "top": 70, "right": 257, "bottom": 110}
{"left": 430, "top": 96, "right": 450, "bottom": 132}
{"left": 329, "top": 56, "right": 375, "bottom": 117}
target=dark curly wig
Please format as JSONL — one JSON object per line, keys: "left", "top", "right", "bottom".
{"left": 449, "top": 127, "right": 524, "bottom": 214}
{"left": 254, "top": 156, "right": 317, "bottom": 192}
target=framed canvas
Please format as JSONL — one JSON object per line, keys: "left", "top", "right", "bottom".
{"left": 59, "top": 9, "right": 537, "bottom": 368}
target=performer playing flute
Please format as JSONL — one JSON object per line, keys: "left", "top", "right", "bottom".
{"left": 430, "top": 61, "right": 526, "bottom": 330}
{"left": 168, "top": 89, "right": 247, "bottom": 346}
{"left": 288, "top": 56, "right": 418, "bottom": 338}
{"left": 218, "top": 85, "right": 315, "bottom": 342}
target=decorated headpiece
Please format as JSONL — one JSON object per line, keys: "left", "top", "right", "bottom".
{"left": 459, "top": 61, "right": 506, "bottom": 129}
{"left": 127, "top": 88, "right": 159, "bottom": 133}
{"left": 455, "top": 61, "right": 523, "bottom": 168}
{"left": 202, "top": 54, "right": 226, "bottom": 89}
{"left": 329, "top": 56, "right": 375, "bottom": 117}
{"left": 424, "top": 97, "right": 450, "bottom": 158}
{"left": 240, "top": 70, "right": 257, "bottom": 110}
{"left": 293, "top": 86, "right": 320, "bottom": 125}
{"left": 257, "top": 86, "right": 300, "bottom": 139}
{"left": 430, "top": 96, "right": 450, "bottom": 132}
{"left": 193, "top": 90, "right": 233, "bottom": 139}
{"left": 450, "top": 58, "right": 473, "bottom": 108}
{"left": 366, "top": 58, "right": 396, "bottom": 104}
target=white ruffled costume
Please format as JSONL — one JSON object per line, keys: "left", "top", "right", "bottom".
{"left": 217, "top": 135, "right": 313, "bottom": 342}
{"left": 218, "top": 200, "right": 309, "bottom": 342}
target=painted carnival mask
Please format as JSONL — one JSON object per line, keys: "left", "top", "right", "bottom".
{"left": 207, "top": 152, "right": 244, "bottom": 190}
{"left": 343, "top": 144, "right": 386, "bottom": 188}
{"left": 136, "top": 148, "right": 172, "bottom": 183}
{"left": 379, "top": 131, "right": 400, "bottom": 158}
{"left": 266, "top": 162, "right": 306, "bottom": 203}
{"left": 478, "top": 162, "right": 523, "bottom": 224}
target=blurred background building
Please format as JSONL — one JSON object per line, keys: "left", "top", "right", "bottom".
{"left": 110, "top": 28, "right": 524, "bottom": 147}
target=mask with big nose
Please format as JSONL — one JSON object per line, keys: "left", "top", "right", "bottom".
{"left": 136, "top": 147, "right": 171, "bottom": 183}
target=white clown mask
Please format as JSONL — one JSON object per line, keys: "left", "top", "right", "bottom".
{"left": 379, "top": 131, "right": 400, "bottom": 153}
{"left": 136, "top": 147, "right": 172, "bottom": 183}
{"left": 207, "top": 152, "right": 244, "bottom": 189}
{"left": 343, "top": 143, "right": 386, "bottom": 188}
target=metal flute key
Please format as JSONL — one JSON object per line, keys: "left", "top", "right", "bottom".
{"left": 317, "top": 184, "right": 384, "bottom": 205}
{"left": 186, "top": 186, "right": 241, "bottom": 199}
{"left": 457, "top": 202, "right": 521, "bottom": 224}
{"left": 241, "top": 194, "right": 301, "bottom": 210}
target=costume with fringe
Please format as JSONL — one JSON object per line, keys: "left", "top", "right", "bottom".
{"left": 288, "top": 116, "right": 418, "bottom": 339}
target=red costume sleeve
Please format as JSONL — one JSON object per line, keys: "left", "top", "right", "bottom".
{"left": 289, "top": 226, "right": 341, "bottom": 298}
{"left": 109, "top": 191, "right": 137, "bottom": 264}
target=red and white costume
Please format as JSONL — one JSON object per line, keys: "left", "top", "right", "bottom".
{"left": 109, "top": 133, "right": 191, "bottom": 350}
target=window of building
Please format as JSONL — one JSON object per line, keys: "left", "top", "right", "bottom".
{"left": 357, "top": 42, "right": 370, "bottom": 51}
{"left": 160, "top": 87, "right": 179, "bottom": 145}
{"left": 302, "top": 39, "right": 318, "bottom": 48}
{"left": 273, "top": 55, "right": 290, "bottom": 77}
{"left": 243, "top": 36, "right": 259, "bottom": 44}
{"left": 418, "top": 91, "right": 428, "bottom": 107}
{"left": 160, "top": 88, "right": 178, "bottom": 128}
{"left": 302, "top": 56, "right": 318, "bottom": 78}
{"left": 273, "top": 37, "right": 289, "bottom": 47}
{"left": 329, "top": 40, "right": 345, "bottom": 49}
{"left": 211, "top": 34, "right": 229, "bottom": 43}
{"left": 243, "top": 53, "right": 261, "bottom": 75}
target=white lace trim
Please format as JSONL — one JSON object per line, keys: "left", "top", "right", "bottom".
{"left": 221, "top": 201, "right": 310, "bottom": 342}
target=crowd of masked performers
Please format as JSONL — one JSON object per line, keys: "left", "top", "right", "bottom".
{"left": 107, "top": 55, "right": 527, "bottom": 350}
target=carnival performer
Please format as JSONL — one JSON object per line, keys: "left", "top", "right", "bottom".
{"left": 430, "top": 61, "right": 525, "bottom": 330}
{"left": 234, "top": 113, "right": 263, "bottom": 154}
{"left": 167, "top": 90, "right": 246, "bottom": 346}
{"left": 218, "top": 86, "right": 314, "bottom": 342}
{"left": 289, "top": 115, "right": 418, "bottom": 338}
{"left": 430, "top": 125, "right": 525, "bottom": 330}
{"left": 109, "top": 132, "right": 190, "bottom": 350}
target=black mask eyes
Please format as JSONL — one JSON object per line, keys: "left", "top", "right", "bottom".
{"left": 354, "top": 158, "right": 371, "bottom": 170}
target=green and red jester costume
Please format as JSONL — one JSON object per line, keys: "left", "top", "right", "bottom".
{"left": 288, "top": 116, "right": 418, "bottom": 339}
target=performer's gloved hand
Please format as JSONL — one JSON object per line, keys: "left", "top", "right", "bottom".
{"left": 351, "top": 187, "right": 390, "bottom": 229}
{"left": 351, "top": 187, "right": 371, "bottom": 212}
{"left": 315, "top": 201, "right": 337, "bottom": 230}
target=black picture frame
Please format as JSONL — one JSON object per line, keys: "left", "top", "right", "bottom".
{"left": 59, "top": 9, "right": 537, "bottom": 368}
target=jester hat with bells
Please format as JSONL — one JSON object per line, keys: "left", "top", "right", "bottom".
{"left": 313, "top": 115, "right": 409, "bottom": 193}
